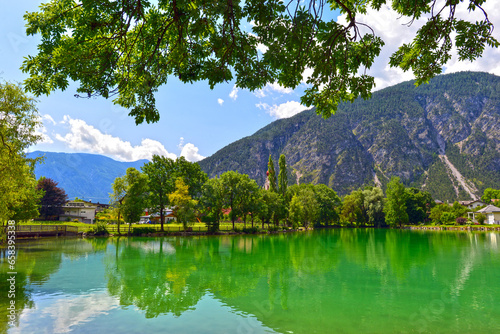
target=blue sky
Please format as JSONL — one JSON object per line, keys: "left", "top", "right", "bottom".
{"left": 2, "top": 2, "right": 499, "bottom": 162}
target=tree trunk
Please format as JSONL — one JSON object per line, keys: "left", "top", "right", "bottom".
{"left": 160, "top": 207, "right": 164, "bottom": 231}
{"left": 117, "top": 210, "right": 121, "bottom": 235}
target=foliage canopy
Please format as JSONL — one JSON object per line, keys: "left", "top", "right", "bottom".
{"left": 22, "top": 0, "right": 498, "bottom": 123}
{"left": 0, "top": 82, "right": 43, "bottom": 221}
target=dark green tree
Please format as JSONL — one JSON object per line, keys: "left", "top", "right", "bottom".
{"left": 141, "top": 155, "right": 175, "bottom": 231}
{"left": 200, "top": 177, "right": 225, "bottom": 232}
{"left": 384, "top": 177, "right": 409, "bottom": 227}
{"left": 220, "top": 171, "right": 243, "bottom": 230}
{"left": 278, "top": 154, "right": 288, "bottom": 197}
{"left": 405, "top": 188, "right": 434, "bottom": 224}
{"left": 313, "top": 184, "right": 342, "bottom": 226}
{"left": 236, "top": 177, "right": 261, "bottom": 227}
{"left": 363, "top": 187, "right": 385, "bottom": 228}
{"left": 267, "top": 155, "right": 277, "bottom": 193}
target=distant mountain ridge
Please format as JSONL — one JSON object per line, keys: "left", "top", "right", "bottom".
{"left": 199, "top": 72, "right": 500, "bottom": 201}
{"left": 28, "top": 151, "right": 147, "bottom": 203}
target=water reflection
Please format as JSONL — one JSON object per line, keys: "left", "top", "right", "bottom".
{"left": 2, "top": 230, "right": 500, "bottom": 333}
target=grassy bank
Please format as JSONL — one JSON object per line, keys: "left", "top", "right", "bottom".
{"left": 13, "top": 220, "right": 274, "bottom": 233}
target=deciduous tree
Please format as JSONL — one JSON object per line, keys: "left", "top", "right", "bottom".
{"left": 384, "top": 177, "right": 409, "bottom": 227}
{"left": 142, "top": 155, "right": 175, "bottom": 231}
{"left": 200, "top": 177, "right": 225, "bottom": 231}
{"left": 22, "top": 1, "right": 498, "bottom": 123}
{"left": 36, "top": 177, "right": 68, "bottom": 220}
{"left": 313, "top": 184, "right": 342, "bottom": 226}
{"left": 169, "top": 178, "right": 198, "bottom": 231}
{"left": 0, "top": 82, "right": 44, "bottom": 221}
{"left": 110, "top": 168, "right": 148, "bottom": 234}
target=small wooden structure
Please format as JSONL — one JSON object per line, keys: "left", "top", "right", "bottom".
{"left": 6, "top": 225, "right": 79, "bottom": 238}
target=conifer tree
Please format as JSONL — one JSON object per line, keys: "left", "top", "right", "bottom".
{"left": 267, "top": 155, "right": 277, "bottom": 193}
{"left": 278, "top": 154, "right": 288, "bottom": 197}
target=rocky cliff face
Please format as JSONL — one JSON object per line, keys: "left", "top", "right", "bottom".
{"left": 199, "top": 72, "right": 500, "bottom": 201}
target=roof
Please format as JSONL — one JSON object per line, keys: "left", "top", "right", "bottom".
{"left": 459, "top": 200, "right": 484, "bottom": 206}
{"left": 475, "top": 205, "right": 500, "bottom": 214}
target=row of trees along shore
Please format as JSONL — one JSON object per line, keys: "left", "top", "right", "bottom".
{"left": 0, "top": 80, "right": 497, "bottom": 228}
{"left": 109, "top": 154, "right": 500, "bottom": 233}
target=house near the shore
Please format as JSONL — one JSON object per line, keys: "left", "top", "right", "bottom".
{"left": 459, "top": 199, "right": 485, "bottom": 210}
{"left": 59, "top": 200, "right": 98, "bottom": 224}
{"left": 469, "top": 205, "right": 500, "bottom": 225}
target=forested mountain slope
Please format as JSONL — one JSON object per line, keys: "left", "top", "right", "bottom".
{"left": 199, "top": 72, "right": 500, "bottom": 201}
{"left": 28, "top": 151, "right": 147, "bottom": 203}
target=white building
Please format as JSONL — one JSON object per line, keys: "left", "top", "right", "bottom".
{"left": 59, "top": 200, "right": 98, "bottom": 224}
{"left": 470, "top": 205, "right": 500, "bottom": 225}
{"left": 459, "top": 200, "right": 485, "bottom": 210}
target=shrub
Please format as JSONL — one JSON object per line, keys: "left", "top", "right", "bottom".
{"left": 205, "top": 221, "right": 220, "bottom": 233}
{"left": 476, "top": 213, "right": 487, "bottom": 225}
{"left": 131, "top": 227, "right": 157, "bottom": 235}
{"left": 455, "top": 217, "right": 467, "bottom": 225}
{"left": 242, "top": 226, "right": 260, "bottom": 234}
{"left": 88, "top": 221, "right": 109, "bottom": 236}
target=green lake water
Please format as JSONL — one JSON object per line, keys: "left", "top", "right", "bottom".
{"left": 1, "top": 229, "right": 500, "bottom": 333}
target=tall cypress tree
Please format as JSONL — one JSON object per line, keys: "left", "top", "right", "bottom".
{"left": 267, "top": 155, "right": 277, "bottom": 192}
{"left": 278, "top": 154, "right": 288, "bottom": 197}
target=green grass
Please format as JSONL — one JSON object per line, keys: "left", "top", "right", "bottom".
{"left": 14, "top": 220, "right": 266, "bottom": 233}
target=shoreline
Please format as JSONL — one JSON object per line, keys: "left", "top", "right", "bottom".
{"left": 3, "top": 225, "right": 500, "bottom": 244}
{"left": 402, "top": 225, "right": 500, "bottom": 232}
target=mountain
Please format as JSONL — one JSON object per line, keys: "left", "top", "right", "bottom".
{"left": 199, "top": 72, "right": 500, "bottom": 201}
{"left": 27, "top": 151, "right": 147, "bottom": 203}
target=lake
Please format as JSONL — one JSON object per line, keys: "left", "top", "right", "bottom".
{"left": 1, "top": 229, "right": 500, "bottom": 333}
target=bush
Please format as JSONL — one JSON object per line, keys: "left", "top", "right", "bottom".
{"left": 455, "top": 217, "right": 467, "bottom": 225}
{"left": 131, "top": 227, "right": 157, "bottom": 235}
{"left": 268, "top": 226, "right": 283, "bottom": 232}
{"left": 88, "top": 221, "right": 109, "bottom": 236}
{"left": 205, "top": 221, "right": 220, "bottom": 233}
{"left": 476, "top": 213, "right": 487, "bottom": 225}
{"left": 242, "top": 226, "right": 260, "bottom": 234}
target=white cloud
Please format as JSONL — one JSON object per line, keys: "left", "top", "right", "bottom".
{"left": 217, "top": 98, "right": 224, "bottom": 106}
{"left": 55, "top": 115, "right": 176, "bottom": 161}
{"left": 42, "top": 114, "right": 56, "bottom": 125}
{"left": 253, "top": 82, "right": 293, "bottom": 98}
{"left": 180, "top": 142, "right": 205, "bottom": 162}
{"left": 39, "top": 293, "right": 118, "bottom": 334}
{"left": 178, "top": 137, "right": 205, "bottom": 162}
{"left": 256, "top": 43, "right": 268, "bottom": 54}
{"left": 176, "top": 137, "right": 205, "bottom": 162}
{"left": 268, "top": 82, "right": 293, "bottom": 94}
{"left": 229, "top": 85, "right": 239, "bottom": 100}
{"left": 35, "top": 125, "right": 54, "bottom": 144}
{"left": 257, "top": 101, "right": 312, "bottom": 119}
{"left": 34, "top": 114, "right": 54, "bottom": 144}
{"left": 336, "top": 2, "right": 500, "bottom": 90}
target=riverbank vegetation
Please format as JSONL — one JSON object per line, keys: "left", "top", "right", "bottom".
{"left": 108, "top": 154, "right": 499, "bottom": 232}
